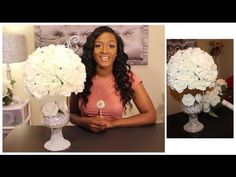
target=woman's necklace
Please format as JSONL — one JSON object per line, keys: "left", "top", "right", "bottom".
{"left": 94, "top": 75, "right": 111, "bottom": 117}
{"left": 95, "top": 90, "right": 106, "bottom": 117}
{"left": 96, "top": 100, "right": 105, "bottom": 109}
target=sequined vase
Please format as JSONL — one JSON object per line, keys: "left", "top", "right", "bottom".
{"left": 181, "top": 102, "right": 204, "bottom": 133}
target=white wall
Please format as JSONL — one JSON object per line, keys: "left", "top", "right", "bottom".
{"left": 3, "top": 24, "right": 165, "bottom": 124}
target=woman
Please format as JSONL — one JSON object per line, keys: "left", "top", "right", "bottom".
{"left": 70, "top": 26, "right": 156, "bottom": 132}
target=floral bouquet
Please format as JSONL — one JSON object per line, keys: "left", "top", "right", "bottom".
{"left": 24, "top": 44, "right": 86, "bottom": 117}
{"left": 167, "top": 47, "right": 218, "bottom": 133}
{"left": 23, "top": 44, "right": 86, "bottom": 151}
{"left": 2, "top": 78, "right": 15, "bottom": 106}
{"left": 167, "top": 47, "right": 218, "bottom": 101}
{"left": 202, "top": 79, "right": 232, "bottom": 117}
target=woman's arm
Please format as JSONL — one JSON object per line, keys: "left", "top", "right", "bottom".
{"left": 70, "top": 114, "right": 106, "bottom": 132}
{"left": 105, "top": 83, "right": 156, "bottom": 128}
{"left": 69, "top": 83, "right": 156, "bottom": 130}
{"left": 69, "top": 93, "right": 106, "bottom": 132}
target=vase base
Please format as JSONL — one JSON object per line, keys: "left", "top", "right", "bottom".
{"left": 44, "top": 138, "right": 71, "bottom": 151}
{"left": 183, "top": 122, "right": 204, "bottom": 133}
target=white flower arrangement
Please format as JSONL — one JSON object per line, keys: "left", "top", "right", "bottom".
{"left": 168, "top": 47, "right": 219, "bottom": 115}
{"left": 202, "top": 78, "right": 230, "bottom": 117}
{"left": 24, "top": 44, "right": 86, "bottom": 116}
{"left": 167, "top": 47, "right": 218, "bottom": 93}
{"left": 181, "top": 79, "right": 232, "bottom": 117}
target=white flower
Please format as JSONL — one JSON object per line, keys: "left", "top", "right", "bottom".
{"left": 42, "top": 102, "right": 59, "bottom": 117}
{"left": 24, "top": 44, "right": 86, "bottom": 99}
{"left": 181, "top": 93, "right": 203, "bottom": 107}
{"left": 167, "top": 47, "right": 218, "bottom": 93}
{"left": 202, "top": 78, "right": 229, "bottom": 117}
{"left": 203, "top": 78, "right": 227, "bottom": 109}
{"left": 182, "top": 94, "right": 195, "bottom": 106}
{"left": 42, "top": 100, "right": 68, "bottom": 117}
{"left": 195, "top": 93, "right": 202, "bottom": 103}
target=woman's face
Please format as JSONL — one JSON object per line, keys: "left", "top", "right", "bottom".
{"left": 93, "top": 32, "right": 117, "bottom": 69}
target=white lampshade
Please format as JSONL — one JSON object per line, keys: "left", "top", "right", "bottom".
{"left": 3, "top": 34, "right": 27, "bottom": 63}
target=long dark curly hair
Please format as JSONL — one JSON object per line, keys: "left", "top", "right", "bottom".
{"left": 80, "top": 26, "right": 134, "bottom": 111}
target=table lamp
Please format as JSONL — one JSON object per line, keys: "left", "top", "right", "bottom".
{"left": 3, "top": 34, "right": 27, "bottom": 81}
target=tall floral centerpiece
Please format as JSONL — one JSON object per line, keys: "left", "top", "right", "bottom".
{"left": 167, "top": 47, "right": 218, "bottom": 133}
{"left": 24, "top": 44, "right": 86, "bottom": 151}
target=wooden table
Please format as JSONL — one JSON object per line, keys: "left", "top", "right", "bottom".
{"left": 3, "top": 123, "right": 164, "bottom": 152}
{"left": 167, "top": 107, "right": 233, "bottom": 138}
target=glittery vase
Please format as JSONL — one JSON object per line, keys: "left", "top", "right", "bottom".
{"left": 42, "top": 112, "right": 71, "bottom": 151}
{"left": 181, "top": 102, "right": 204, "bottom": 133}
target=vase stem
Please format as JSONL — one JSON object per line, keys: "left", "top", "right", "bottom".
{"left": 44, "top": 127, "right": 71, "bottom": 151}
{"left": 184, "top": 113, "right": 204, "bottom": 133}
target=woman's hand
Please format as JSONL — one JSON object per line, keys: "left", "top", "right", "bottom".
{"left": 88, "top": 116, "right": 117, "bottom": 131}
{"left": 86, "top": 116, "right": 107, "bottom": 133}
{"left": 70, "top": 113, "right": 117, "bottom": 133}
{"left": 100, "top": 117, "right": 116, "bottom": 129}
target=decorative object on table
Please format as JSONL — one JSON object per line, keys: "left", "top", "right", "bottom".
{"left": 2, "top": 77, "right": 15, "bottom": 106}
{"left": 3, "top": 34, "right": 27, "bottom": 104}
{"left": 202, "top": 78, "right": 233, "bottom": 118}
{"left": 181, "top": 94, "right": 204, "bottom": 133}
{"left": 41, "top": 100, "right": 70, "bottom": 151}
{"left": 23, "top": 37, "right": 86, "bottom": 151}
{"left": 167, "top": 47, "right": 218, "bottom": 133}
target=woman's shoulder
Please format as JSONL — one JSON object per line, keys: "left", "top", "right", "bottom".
{"left": 129, "top": 71, "right": 142, "bottom": 89}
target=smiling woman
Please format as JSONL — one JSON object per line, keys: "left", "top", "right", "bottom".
{"left": 69, "top": 26, "right": 156, "bottom": 133}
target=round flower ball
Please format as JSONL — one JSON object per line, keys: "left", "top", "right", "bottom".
{"left": 167, "top": 47, "right": 218, "bottom": 93}
{"left": 23, "top": 44, "right": 86, "bottom": 99}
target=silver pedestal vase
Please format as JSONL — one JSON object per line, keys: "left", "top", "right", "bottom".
{"left": 181, "top": 102, "right": 204, "bottom": 133}
{"left": 42, "top": 112, "right": 71, "bottom": 151}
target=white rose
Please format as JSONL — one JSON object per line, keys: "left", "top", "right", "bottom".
{"left": 42, "top": 101, "right": 59, "bottom": 117}
{"left": 195, "top": 94, "right": 202, "bottom": 103}
{"left": 56, "top": 100, "right": 69, "bottom": 115}
{"left": 182, "top": 94, "right": 195, "bottom": 107}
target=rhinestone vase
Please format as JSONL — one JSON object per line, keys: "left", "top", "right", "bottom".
{"left": 42, "top": 112, "right": 71, "bottom": 151}
{"left": 181, "top": 102, "right": 204, "bottom": 133}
